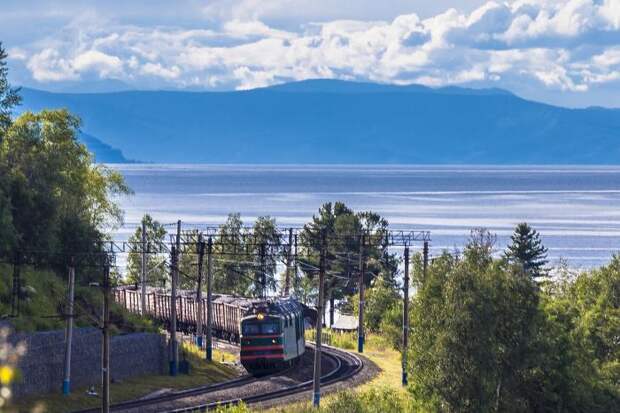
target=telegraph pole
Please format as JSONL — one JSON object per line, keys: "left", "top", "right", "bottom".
{"left": 358, "top": 233, "right": 366, "bottom": 353}
{"left": 402, "top": 246, "right": 410, "bottom": 386}
{"left": 141, "top": 219, "right": 147, "bottom": 316}
{"left": 63, "top": 257, "right": 75, "bottom": 395}
{"left": 284, "top": 228, "right": 293, "bottom": 296}
{"left": 206, "top": 236, "right": 214, "bottom": 361}
{"left": 423, "top": 241, "right": 429, "bottom": 281}
{"left": 195, "top": 234, "right": 205, "bottom": 348}
{"left": 312, "top": 232, "right": 326, "bottom": 408}
{"left": 102, "top": 260, "right": 111, "bottom": 413}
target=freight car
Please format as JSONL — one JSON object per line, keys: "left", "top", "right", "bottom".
{"left": 113, "top": 286, "right": 316, "bottom": 347}
{"left": 240, "top": 298, "right": 306, "bottom": 372}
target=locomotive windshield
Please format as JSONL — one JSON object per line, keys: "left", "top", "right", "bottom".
{"left": 242, "top": 321, "right": 280, "bottom": 335}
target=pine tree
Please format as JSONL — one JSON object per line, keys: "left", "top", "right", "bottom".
{"left": 505, "top": 222, "right": 548, "bottom": 278}
{"left": 0, "top": 42, "right": 21, "bottom": 133}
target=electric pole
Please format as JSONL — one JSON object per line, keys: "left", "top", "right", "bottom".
{"left": 358, "top": 233, "right": 366, "bottom": 353}
{"left": 63, "top": 257, "right": 75, "bottom": 395}
{"left": 169, "top": 245, "right": 178, "bottom": 376}
{"left": 102, "top": 259, "right": 111, "bottom": 413}
{"left": 423, "top": 241, "right": 429, "bottom": 281}
{"left": 402, "top": 246, "right": 410, "bottom": 386}
{"left": 168, "top": 220, "right": 181, "bottom": 375}
{"left": 206, "top": 236, "right": 214, "bottom": 361}
{"left": 312, "top": 232, "right": 326, "bottom": 408}
{"left": 141, "top": 219, "right": 147, "bottom": 316}
{"left": 10, "top": 253, "right": 20, "bottom": 317}
{"left": 259, "top": 242, "right": 266, "bottom": 298}
{"left": 195, "top": 234, "right": 205, "bottom": 348}
{"left": 284, "top": 228, "right": 293, "bottom": 296}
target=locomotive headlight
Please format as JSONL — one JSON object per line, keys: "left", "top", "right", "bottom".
{"left": 272, "top": 339, "right": 276, "bottom": 344}
{"left": 257, "top": 313, "right": 264, "bottom": 320}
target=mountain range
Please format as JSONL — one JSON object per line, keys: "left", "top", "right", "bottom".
{"left": 18, "top": 79, "right": 620, "bottom": 164}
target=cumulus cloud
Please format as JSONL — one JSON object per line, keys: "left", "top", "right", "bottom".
{"left": 9, "top": 0, "right": 620, "bottom": 104}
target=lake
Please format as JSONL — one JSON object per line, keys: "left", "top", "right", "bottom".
{"left": 111, "top": 164, "right": 620, "bottom": 269}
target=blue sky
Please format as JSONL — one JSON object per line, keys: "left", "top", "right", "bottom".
{"left": 2, "top": 0, "right": 620, "bottom": 107}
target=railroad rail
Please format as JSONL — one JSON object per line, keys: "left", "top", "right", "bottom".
{"left": 170, "top": 345, "right": 363, "bottom": 413}
{"left": 72, "top": 344, "right": 362, "bottom": 413}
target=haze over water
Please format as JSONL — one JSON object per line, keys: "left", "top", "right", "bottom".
{"left": 112, "top": 164, "right": 620, "bottom": 269}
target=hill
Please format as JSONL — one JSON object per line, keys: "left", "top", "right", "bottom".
{"left": 18, "top": 79, "right": 620, "bottom": 164}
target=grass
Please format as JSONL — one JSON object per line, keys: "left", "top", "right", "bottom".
{"left": 8, "top": 342, "right": 238, "bottom": 413}
{"left": 261, "top": 331, "right": 409, "bottom": 412}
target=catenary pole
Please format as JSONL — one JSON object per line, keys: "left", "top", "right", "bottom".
{"left": 402, "top": 246, "right": 410, "bottom": 386}
{"left": 358, "top": 233, "right": 366, "bottom": 353}
{"left": 312, "top": 232, "right": 326, "bottom": 408}
{"left": 102, "top": 260, "right": 111, "bottom": 413}
{"left": 195, "top": 234, "right": 205, "bottom": 348}
{"left": 423, "top": 241, "right": 429, "bottom": 281}
{"left": 284, "top": 228, "right": 293, "bottom": 296}
{"left": 169, "top": 245, "right": 178, "bottom": 376}
{"left": 63, "top": 257, "right": 75, "bottom": 395}
{"left": 206, "top": 236, "right": 214, "bottom": 361}
{"left": 141, "top": 219, "right": 147, "bottom": 315}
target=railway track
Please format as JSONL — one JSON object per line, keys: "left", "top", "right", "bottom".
{"left": 73, "top": 344, "right": 363, "bottom": 413}
{"left": 168, "top": 345, "right": 363, "bottom": 412}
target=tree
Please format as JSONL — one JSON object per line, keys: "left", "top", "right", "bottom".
{"left": 408, "top": 233, "right": 543, "bottom": 412}
{"left": 213, "top": 213, "right": 253, "bottom": 295}
{"left": 249, "top": 216, "right": 281, "bottom": 296}
{"left": 0, "top": 42, "right": 20, "bottom": 134}
{"left": 126, "top": 214, "right": 167, "bottom": 287}
{"left": 505, "top": 222, "right": 548, "bottom": 278}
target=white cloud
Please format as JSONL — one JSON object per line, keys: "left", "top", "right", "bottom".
{"left": 72, "top": 50, "right": 123, "bottom": 76}
{"left": 11, "top": 0, "right": 620, "bottom": 105}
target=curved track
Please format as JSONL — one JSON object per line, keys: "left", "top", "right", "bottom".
{"left": 167, "top": 345, "right": 363, "bottom": 413}
{"left": 72, "top": 345, "right": 363, "bottom": 413}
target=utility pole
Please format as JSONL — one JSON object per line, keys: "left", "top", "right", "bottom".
{"left": 402, "top": 247, "right": 410, "bottom": 386}
{"left": 259, "top": 242, "right": 266, "bottom": 298}
{"left": 169, "top": 245, "right": 178, "bottom": 376}
{"left": 102, "top": 259, "right": 111, "bottom": 413}
{"left": 312, "top": 232, "right": 326, "bottom": 408}
{"left": 206, "top": 236, "right": 214, "bottom": 361}
{"left": 293, "top": 233, "right": 299, "bottom": 294}
{"left": 195, "top": 234, "right": 205, "bottom": 348}
{"left": 168, "top": 220, "right": 181, "bottom": 376}
{"left": 141, "top": 219, "right": 147, "bottom": 316}
{"left": 423, "top": 241, "right": 429, "bottom": 281}
{"left": 284, "top": 228, "right": 293, "bottom": 296}
{"left": 63, "top": 257, "right": 75, "bottom": 395}
{"left": 358, "top": 233, "right": 366, "bottom": 353}
{"left": 10, "top": 253, "right": 20, "bottom": 317}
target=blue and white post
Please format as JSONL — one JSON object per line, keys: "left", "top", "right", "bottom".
{"left": 63, "top": 259, "right": 75, "bottom": 395}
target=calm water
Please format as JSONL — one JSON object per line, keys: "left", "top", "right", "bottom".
{"left": 111, "top": 164, "right": 620, "bottom": 269}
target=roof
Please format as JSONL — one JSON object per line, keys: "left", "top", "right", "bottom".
{"left": 331, "top": 314, "right": 358, "bottom": 331}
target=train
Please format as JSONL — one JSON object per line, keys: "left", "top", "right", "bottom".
{"left": 240, "top": 298, "right": 306, "bottom": 372}
{"left": 113, "top": 286, "right": 314, "bottom": 372}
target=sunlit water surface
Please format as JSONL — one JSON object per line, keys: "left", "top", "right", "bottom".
{"left": 110, "top": 164, "right": 620, "bottom": 269}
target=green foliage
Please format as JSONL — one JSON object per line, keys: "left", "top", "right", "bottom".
{"left": 505, "top": 222, "right": 549, "bottom": 278}
{"left": 402, "top": 231, "right": 619, "bottom": 413}
{"left": 0, "top": 110, "right": 130, "bottom": 265}
{"left": 210, "top": 214, "right": 282, "bottom": 297}
{"left": 348, "top": 276, "right": 401, "bottom": 333}
{"left": 126, "top": 214, "right": 168, "bottom": 287}
{"left": 0, "top": 42, "right": 20, "bottom": 133}
{"left": 300, "top": 202, "right": 400, "bottom": 314}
